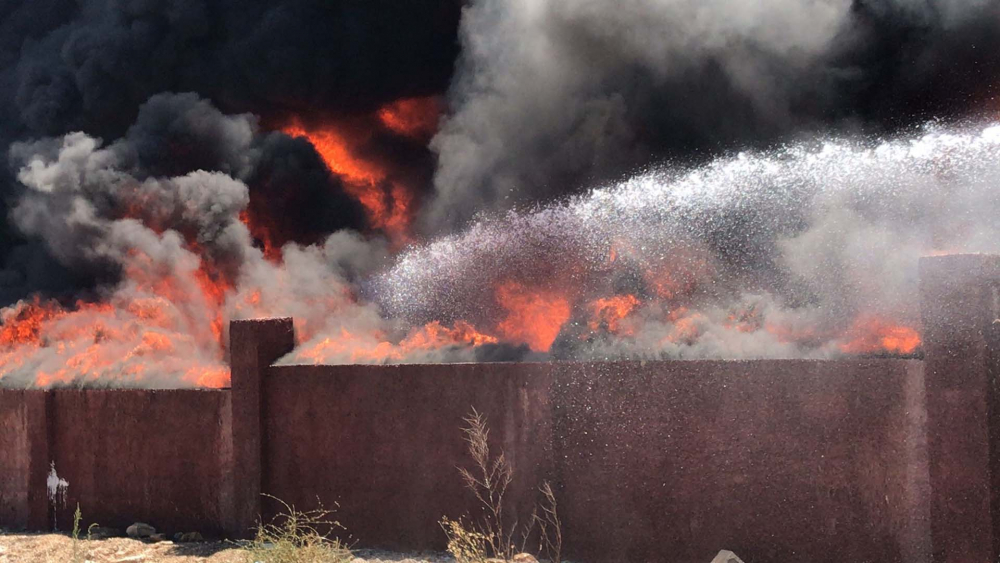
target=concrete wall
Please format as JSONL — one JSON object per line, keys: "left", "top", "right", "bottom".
{"left": 0, "top": 389, "right": 232, "bottom": 536}
{"left": 256, "top": 359, "right": 927, "bottom": 563}
{"left": 2, "top": 254, "right": 1000, "bottom": 563}
{"left": 262, "top": 362, "right": 554, "bottom": 551}
{"left": 0, "top": 390, "right": 46, "bottom": 530}
{"left": 919, "top": 254, "right": 1000, "bottom": 563}
{"left": 551, "top": 359, "right": 930, "bottom": 562}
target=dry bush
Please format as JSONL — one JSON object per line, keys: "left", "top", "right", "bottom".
{"left": 440, "top": 516, "right": 490, "bottom": 563}
{"left": 442, "top": 408, "right": 563, "bottom": 563}
{"left": 243, "top": 495, "right": 353, "bottom": 563}
{"left": 532, "top": 482, "right": 562, "bottom": 563}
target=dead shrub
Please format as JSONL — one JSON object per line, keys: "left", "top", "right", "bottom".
{"left": 243, "top": 495, "right": 352, "bottom": 563}
{"left": 442, "top": 408, "right": 563, "bottom": 563}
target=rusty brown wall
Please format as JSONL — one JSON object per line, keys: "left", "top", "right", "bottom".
{"left": 261, "top": 362, "right": 554, "bottom": 551}
{"left": 45, "top": 390, "right": 233, "bottom": 535}
{"left": 549, "top": 359, "right": 930, "bottom": 563}
{"left": 258, "top": 359, "right": 928, "bottom": 563}
{"left": 0, "top": 389, "right": 233, "bottom": 536}
{"left": 0, "top": 390, "right": 47, "bottom": 530}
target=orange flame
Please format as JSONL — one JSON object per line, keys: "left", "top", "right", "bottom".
{"left": 495, "top": 281, "right": 571, "bottom": 352}
{"left": 664, "top": 307, "right": 704, "bottom": 344}
{"left": 838, "top": 316, "right": 921, "bottom": 355}
{"left": 296, "top": 320, "right": 498, "bottom": 365}
{"left": 240, "top": 209, "right": 282, "bottom": 261}
{"left": 378, "top": 96, "right": 442, "bottom": 140}
{"left": 0, "top": 239, "right": 236, "bottom": 388}
{"left": 588, "top": 294, "right": 640, "bottom": 334}
{"left": 283, "top": 122, "right": 412, "bottom": 244}
{"left": 645, "top": 258, "right": 711, "bottom": 300}
{"left": 0, "top": 298, "right": 63, "bottom": 347}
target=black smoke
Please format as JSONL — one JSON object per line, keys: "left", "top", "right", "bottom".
{"left": 0, "top": 0, "right": 462, "bottom": 306}
{"left": 426, "top": 0, "right": 1000, "bottom": 231}
{"left": 2, "top": 0, "right": 1000, "bottom": 309}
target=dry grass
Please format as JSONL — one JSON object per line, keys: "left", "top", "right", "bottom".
{"left": 69, "top": 503, "right": 99, "bottom": 563}
{"left": 241, "top": 495, "right": 353, "bottom": 563}
{"left": 439, "top": 517, "right": 489, "bottom": 563}
{"left": 441, "top": 408, "right": 563, "bottom": 563}
{"left": 0, "top": 533, "right": 245, "bottom": 562}
{"left": 532, "top": 483, "right": 561, "bottom": 563}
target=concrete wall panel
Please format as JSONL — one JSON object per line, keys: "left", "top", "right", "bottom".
{"left": 262, "top": 362, "right": 554, "bottom": 550}
{"left": 46, "top": 390, "right": 232, "bottom": 535}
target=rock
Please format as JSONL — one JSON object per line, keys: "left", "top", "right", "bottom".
{"left": 125, "top": 522, "right": 156, "bottom": 539}
{"left": 710, "top": 550, "right": 745, "bottom": 563}
{"left": 148, "top": 533, "right": 168, "bottom": 542}
{"left": 174, "top": 531, "right": 203, "bottom": 543}
{"left": 88, "top": 526, "right": 122, "bottom": 539}
{"left": 512, "top": 554, "right": 538, "bottom": 563}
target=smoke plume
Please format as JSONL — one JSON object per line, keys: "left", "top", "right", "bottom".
{"left": 1, "top": 0, "right": 999, "bottom": 387}
{"left": 426, "top": 0, "right": 1000, "bottom": 230}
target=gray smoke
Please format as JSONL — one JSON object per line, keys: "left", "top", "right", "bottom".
{"left": 425, "top": 0, "right": 1000, "bottom": 231}
{"left": 4, "top": 0, "right": 1000, "bottom": 386}
{"left": 380, "top": 121, "right": 1000, "bottom": 361}
{"left": 0, "top": 94, "right": 486, "bottom": 387}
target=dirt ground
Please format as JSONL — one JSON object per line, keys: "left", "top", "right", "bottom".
{"left": 0, "top": 533, "right": 453, "bottom": 563}
{"left": 0, "top": 533, "right": 243, "bottom": 563}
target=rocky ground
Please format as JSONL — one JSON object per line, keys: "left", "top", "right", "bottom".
{"left": 0, "top": 533, "right": 455, "bottom": 563}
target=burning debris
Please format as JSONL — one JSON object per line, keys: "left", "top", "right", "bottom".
{"left": 4, "top": 97, "right": 1000, "bottom": 387}
{"left": 1, "top": 1, "right": 999, "bottom": 387}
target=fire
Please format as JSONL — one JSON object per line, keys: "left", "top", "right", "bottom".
{"left": 240, "top": 209, "right": 282, "bottom": 261}
{"left": 588, "top": 294, "right": 640, "bottom": 334}
{"left": 0, "top": 296, "right": 229, "bottom": 388}
{"left": 192, "top": 264, "right": 232, "bottom": 347}
{"left": 495, "top": 281, "right": 571, "bottom": 352}
{"left": 283, "top": 122, "right": 413, "bottom": 243}
{"left": 838, "top": 316, "right": 921, "bottom": 355}
{"left": 405, "top": 320, "right": 498, "bottom": 349}
{"left": 296, "top": 320, "right": 498, "bottom": 365}
{"left": 664, "top": 307, "right": 704, "bottom": 344}
{"left": 378, "top": 96, "right": 442, "bottom": 140}
{"left": 726, "top": 306, "right": 762, "bottom": 333}
{"left": 0, "top": 237, "right": 235, "bottom": 388}
{"left": 644, "top": 257, "right": 711, "bottom": 301}
{"left": 0, "top": 298, "right": 63, "bottom": 347}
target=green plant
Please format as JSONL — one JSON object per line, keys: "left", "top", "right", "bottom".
{"left": 243, "top": 495, "right": 352, "bottom": 563}
{"left": 69, "top": 503, "right": 97, "bottom": 563}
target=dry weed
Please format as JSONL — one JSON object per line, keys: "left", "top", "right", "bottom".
{"left": 243, "top": 495, "right": 352, "bottom": 563}
{"left": 442, "top": 408, "right": 563, "bottom": 563}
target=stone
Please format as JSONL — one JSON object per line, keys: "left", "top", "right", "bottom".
{"left": 710, "top": 550, "right": 745, "bottom": 563}
{"left": 148, "top": 533, "right": 168, "bottom": 542}
{"left": 88, "top": 526, "right": 122, "bottom": 539}
{"left": 512, "top": 554, "right": 538, "bottom": 563}
{"left": 175, "top": 531, "right": 204, "bottom": 542}
{"left": 125, "top": 522, "right": 156, "bottom": 539}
